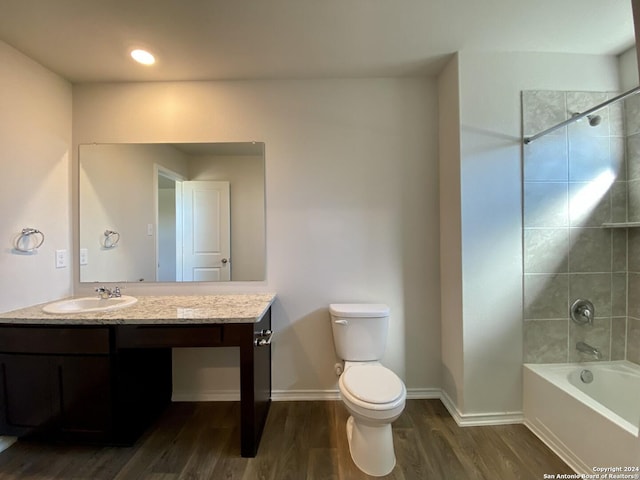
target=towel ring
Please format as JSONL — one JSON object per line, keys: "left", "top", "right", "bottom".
{"left": 103, "top": 230, "right": 120, "bottom": 248}
{"left": 15, "top": 228, "right": 45, "bottom": 253}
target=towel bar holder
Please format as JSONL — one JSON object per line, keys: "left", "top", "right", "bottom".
{"left": 15, "top": 228, "right": 45, "bottom": 253}
{"left": 103, "top": 230, "right": 120, "bottom": 248}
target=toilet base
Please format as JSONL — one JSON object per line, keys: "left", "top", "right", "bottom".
{"left": 345, "top": 415, "right": 396, "bottom": 477}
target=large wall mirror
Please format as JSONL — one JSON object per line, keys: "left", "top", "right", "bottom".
{"left": 79, "top": 142, "right": 265, "bottom": 283}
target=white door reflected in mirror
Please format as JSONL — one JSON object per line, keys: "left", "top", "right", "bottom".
{"left": 181, "top": 180, "right": 231, "bottom": 282}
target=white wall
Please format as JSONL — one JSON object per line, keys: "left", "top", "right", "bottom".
{"left": 456, "top": 52, "right": 620, "bottom": 415}
{"left": 157, "top": 185, "right": 177, "bottom": 281}
{"left": 79, "top": 143, "right": 189, "bottom": 283}
{"left": 437, "top": 54, "right": 464, "bottom": 409}
{"left": 0, "top": 41, "right": 72, "bottom": 313}
{"left": 619, "top": 46, "right": 639, "bottom": 90}
{"left": 72, "top": 79, "right": 441, "bottom": 397}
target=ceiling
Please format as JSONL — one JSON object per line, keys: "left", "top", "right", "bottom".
{"left": 0, "top": 0, "right": 635, "bottom": 83}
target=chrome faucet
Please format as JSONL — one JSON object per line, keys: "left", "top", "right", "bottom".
{"left": 95, "top": 286, "right": 110, "bottom": 299}
{"left": 95, "top": 286, "right": 121, "bottom": 299}
{"left": 576, "top": 341, "right": 602, "bottom": 360}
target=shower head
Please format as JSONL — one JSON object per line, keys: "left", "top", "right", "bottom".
{"left": 586, "top": 114, "right": 602, "bottom": 127}
{"left": 571, "top": 112, "right": 602, "bottom": 127}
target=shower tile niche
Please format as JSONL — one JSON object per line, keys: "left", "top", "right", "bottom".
{"left": 522, "top": 90, "right": 640, "bottom": 366}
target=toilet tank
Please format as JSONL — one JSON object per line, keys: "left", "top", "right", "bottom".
{"left": 329, "top": 303, "right": 390, "bottom": 361}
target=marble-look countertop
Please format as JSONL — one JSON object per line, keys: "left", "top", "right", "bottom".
{"left": 0, "top": 294, "right": 276, "bottom": 325}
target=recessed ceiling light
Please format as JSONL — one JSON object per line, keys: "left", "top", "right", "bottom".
{"left": 130, "top": 49, "right": 155, "bottom": 65}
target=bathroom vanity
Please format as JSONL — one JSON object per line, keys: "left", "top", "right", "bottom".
{"left": 0, "top": 294, "right": 274, "bottom": 457}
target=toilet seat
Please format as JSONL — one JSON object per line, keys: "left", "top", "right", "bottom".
{"left": 340, "top": 364, "right": 405, "bottom": 411}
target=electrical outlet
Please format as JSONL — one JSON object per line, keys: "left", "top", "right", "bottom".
{"left": 79, "top": 248, "right": 88, "bottom": 266}
{"left": 55, "top": 249, "right": 68, "bottom": 268}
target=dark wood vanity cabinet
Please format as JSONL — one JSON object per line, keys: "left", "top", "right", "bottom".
{"left": 0, "top": 353, "right": 60, "bottom": 433}
{"left": 0, "top": 306, "right": 272, "bottom": 457}
{"left": 0, "top": 326, "right": 173, "bottom": 444}
{"left": 0, "top": 327, "right": 113, "bottom": 441}
{"left": 58, "top": 355, "right": 112, "bottom": 436}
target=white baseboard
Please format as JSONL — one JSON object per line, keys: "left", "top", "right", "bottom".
{"left": 171, "top": 389, "right": 342, "bottom": 402}
{"left": 406, "top": 388, "right": 441, "bottom": 399}
{"left": 272, "top": 390, "right": 340, "bottom": 401}
{"left": 172, "top": 388, "right": 523, "bottom": 427}
{"left": 172, "top": 390, "right": 240, "bottom": 402}
{"left": 270, "top": 387, "right": 442, "bottom": 401}
{"left": 173, "top": 387, "right": 442, "bottom": 402}
{"left": 440, "top": 390, "right": 524, "bottom": 426}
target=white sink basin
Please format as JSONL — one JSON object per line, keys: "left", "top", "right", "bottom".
{"left": 43, "top": 295, "right": 137, "bottom": 314}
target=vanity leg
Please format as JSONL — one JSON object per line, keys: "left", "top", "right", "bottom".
{"left": 238, "top": 309, "right": 272, "bottom": 457}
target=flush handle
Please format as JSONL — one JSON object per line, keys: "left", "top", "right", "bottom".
{"left": 334, "top": 319, "right": 348, "bottom": 326}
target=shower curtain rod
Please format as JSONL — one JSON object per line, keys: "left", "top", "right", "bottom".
{"left": 523, "top": 85, "right": 640, "bottom": 144}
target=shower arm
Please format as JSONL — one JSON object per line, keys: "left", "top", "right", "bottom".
{"left": 523, "top": 85, "right": 640, "bottom": 144}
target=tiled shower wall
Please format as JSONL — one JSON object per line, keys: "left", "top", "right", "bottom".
{"left": 522, "top": 90, "right": 639, "bottom": 365}
{"left": 626, "top": 94, "right": 640, "bottom": 364}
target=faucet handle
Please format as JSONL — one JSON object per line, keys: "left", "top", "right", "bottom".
{"left": 571, "top": 299, "right": 594, "bottom": 325}
{"left": 113, "top": 286, "right": 121, "bottom": 297}
{"left": 95, "top": 286, "right": 111, "bottom": 299}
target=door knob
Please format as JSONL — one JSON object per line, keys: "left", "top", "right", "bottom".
{"left": 221, "top": 258, "right": 229, "bottom": 264}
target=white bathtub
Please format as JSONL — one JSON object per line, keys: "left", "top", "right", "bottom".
{"left": 523, "top": 361, "right": 640, "bottom": 474}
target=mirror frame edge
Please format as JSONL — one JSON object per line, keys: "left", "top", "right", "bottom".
{"left": 75, "top": 141, "right": 267, "bottom": 286}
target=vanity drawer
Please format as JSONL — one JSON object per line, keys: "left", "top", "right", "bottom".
{"left": 0, "top": 327, "right": 110, "bottom": 354}
{"left": 116, "top": 325, "right": 223, "bottom": 349}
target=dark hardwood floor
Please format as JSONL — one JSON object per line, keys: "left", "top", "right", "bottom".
{"left": 0, "top": 399, "right": 572, "bottom": 479}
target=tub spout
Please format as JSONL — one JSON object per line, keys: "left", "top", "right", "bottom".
{"left": 576, "top": 341, "right": 602, "bottom": 360}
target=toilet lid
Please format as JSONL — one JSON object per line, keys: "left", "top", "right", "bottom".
{"left": 341, "top": 365, "right": 404, "bottom": 404}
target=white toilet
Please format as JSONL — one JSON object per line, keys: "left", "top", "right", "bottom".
{"left": 329, "top": 303, "right": 406, "bottom": 477}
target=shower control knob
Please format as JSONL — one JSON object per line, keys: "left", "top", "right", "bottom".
{"left": 570, "top": 299, "right": 594, "bottom": 326}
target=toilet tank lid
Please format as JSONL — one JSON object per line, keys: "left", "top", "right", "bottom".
{"left": 329, "top": 303, "right": 389, "bottom": 318}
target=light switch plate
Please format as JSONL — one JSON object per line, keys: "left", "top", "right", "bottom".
{"left": 55, "top": 249, "right": 68, "bottom": 268}
{"left": 79, "top": 248, "right": 88, "bottom": 266}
